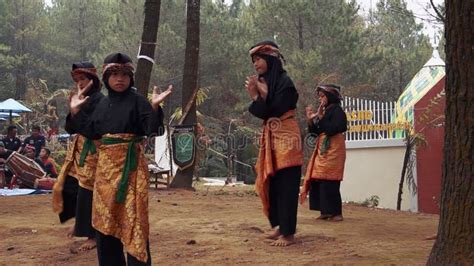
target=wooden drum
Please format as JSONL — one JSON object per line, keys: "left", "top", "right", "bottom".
{"left": 5, "top": 152, "right": 46, "bottom": 188}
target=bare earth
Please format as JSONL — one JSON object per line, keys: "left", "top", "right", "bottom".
{"left": 0, "top": 185, "right": 438, "bottom": 265}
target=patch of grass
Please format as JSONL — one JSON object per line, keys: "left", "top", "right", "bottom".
{"left": 347, "top": 195, "right": 380, "bottom": 208}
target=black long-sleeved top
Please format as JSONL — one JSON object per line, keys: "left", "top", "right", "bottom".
{"left": 0, "top": 150, "right": 13, "bottom": 160}
{"left": 66, "top": 88, "right": 164, "bottom": 140}
{"left": 65, "top": 90, "right": 104, "bottom": 135}
{"left": 308, "top": 104, "right": 347, "bottom": 137}
{"left": 2, "top": 137, "right": 22, "bottom": 151}
{"left": 22, "top": 135, "right": 46, "bottom": 157}
{"left": 248, "top": 72, "right": 298, "bottom": 120}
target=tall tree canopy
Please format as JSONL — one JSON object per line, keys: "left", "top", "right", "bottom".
{"left": 0, "top": 0, "right": 434, "bottom": 177}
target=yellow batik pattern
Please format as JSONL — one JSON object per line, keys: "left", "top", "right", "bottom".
{"left": 52, "top": 134, "right": 98, "bottom": 214}
{"left": 92, "top": 133, "right": 149, "bottom": 263}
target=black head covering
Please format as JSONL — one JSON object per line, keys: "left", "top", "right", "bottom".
{"left": 317, "top": 84, "right": 342, "bottom": 105}
{"left": 249, "top": 41, "right": 286, "bottom": 103}
{"left": 102, "top": 52, "right": 135, "bottom": 91}
{"left": 71, "top": 62, "right": 101, "bottom": 96}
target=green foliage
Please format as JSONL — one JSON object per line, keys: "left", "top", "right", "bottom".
{"left": 44, "top": 0, "right": 110, "bottom": 89}
{"left": 0, "top": 0, "right": 433, "bottom": 106}
{"left": 0, "top": 0, "right": 50, "bottom": 99}
{"left": 0, "top": 0, "right": 435, "bottom": 175}
{"left": 360, "top": 0, "right": 432, "bottom": 101}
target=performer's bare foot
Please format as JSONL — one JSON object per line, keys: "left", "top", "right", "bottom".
{"left": 77, "top": 238, "right": 96, "bottom": 252}
{"left": 264, "top": 228, "right": 281, "bottom": 240}
{"left": 316, "top": 214, "right": 332, "bottom": 220}
{"left": 328, "top": 215, "right": 344, "bottom": 222}
{"left": 270, "top": 235, "right": 296, "bottom": 247}
{"left": 67, "top": 226, "right": 74, "bottom": 238}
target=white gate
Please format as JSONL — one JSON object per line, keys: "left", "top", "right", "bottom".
{"left": 342, "top": 97, "right": 411, "bottom": 141}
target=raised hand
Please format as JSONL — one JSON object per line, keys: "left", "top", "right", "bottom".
{"left": 151, "top": 85, "right": 173, "bottom": 111}
{"left": 77, "top": 80, "right": 93, "bottom": 97}
{"left": 306, "top": 105, "right": 318, "bottom": 122}
{"left": 316, "top": 98, "right": 327, "bottom": 119}
{"left": 70, "top": 80, "right": 93, "bottom": 115}
{"left": 245, "top": 75, "right": 259, "bottom": 101}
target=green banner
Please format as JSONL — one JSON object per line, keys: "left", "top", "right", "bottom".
{"left": 171, "top": 124, "right": 196, "bottom": 170}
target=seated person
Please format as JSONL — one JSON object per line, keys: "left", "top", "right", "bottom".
{"left": 22, "top": 125, "right": 46, "bottom": 157}
{"left": 3, "top": 125, "right": 22, "bottom": 152}
{"left": 15, "top": 145, "right": 46, "bottom": 188}
{"left": 23, "top": 145, "right": 45, "bottom": 169}
{"left": 34, "top": 147, "right": 58, "bottom": 190}
{"left": 39, "top": 147, "right": 58, "bottom": 178}
{"left": 0, "top": 141, "right": 13, "bottom": 187}
{"left": 0, "top": 141, "right": 13, "bottom": 159}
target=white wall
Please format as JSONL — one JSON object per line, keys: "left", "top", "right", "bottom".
{"left": 341, "top": 139, "right": 417, "bottom": 211}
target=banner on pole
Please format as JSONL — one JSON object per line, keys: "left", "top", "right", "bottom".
{"left": 171, "top": 124, "right": 196, "bottom": 170}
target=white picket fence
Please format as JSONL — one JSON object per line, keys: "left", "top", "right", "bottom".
{"left": 342, "top": 97, "right": 409, "bottom": 141}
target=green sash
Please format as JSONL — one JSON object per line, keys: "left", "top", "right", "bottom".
{"left": 319, "top": 136, "right": 330, "bottom": 155}
{"left": 100, "top": 136, "right": 144, "bottom": 203}
{"left": 78, "top": 138, "right": 96, "bottom": 167}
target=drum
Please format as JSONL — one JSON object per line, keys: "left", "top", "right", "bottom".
{"left": 5, "top": 151, "right": 46, "bottom": 188}
{"left": 35, "top": 177, "right": 55, "bottom": 190}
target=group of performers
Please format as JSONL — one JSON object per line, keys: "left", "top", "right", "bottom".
{"left": 246, "top": 40, "right": 348, "bottom": 247}
{"left": 48, "top": 40, "right": 346, "bottom": 265}
{"left": 52, "top": 53, "right": 172, "bottom": 265}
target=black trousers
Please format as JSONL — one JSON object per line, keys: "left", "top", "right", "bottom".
{"left": 96, "top": 231, "right": 151, "bottom": 266}
{"left": 309, "top": 180, "right": 342, "bottom": 216}
{"left": 74, "top": 186, "right": 95, "bottom": 238}
{"left": 268, "top": 166, "right": 301, "bottom": 236}
{"left": 59, "top": 175, "right": 78, "bottom": 223}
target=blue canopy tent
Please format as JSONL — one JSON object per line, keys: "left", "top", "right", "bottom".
{"left": 0, "top": 98, "right": 32, "bottom": 124}
{"left": 0, "top": 112, "right": 20, "bottom": 119}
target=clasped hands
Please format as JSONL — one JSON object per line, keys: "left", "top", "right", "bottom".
{"left": 245, "top": 75, "right": 268, "bottom": 101}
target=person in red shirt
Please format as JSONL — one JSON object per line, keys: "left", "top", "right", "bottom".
{"left": 34, "top": 147, "right": 58, "bottom": 190}
{"left": 39, "top": 147, "right": 58, "bottom": 178}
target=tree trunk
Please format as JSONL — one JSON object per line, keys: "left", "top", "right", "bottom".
{"left": 297, "top": 16, "right": 304, "bottom": 50}
{"left": 170, "top": 0, "right": 200, "bottom": 189}
{"left": 14, "top": 70, "right": 27, "bottom": 100}
{"left": 427, "top": 0, "right": 474, "bottom": 264}
{"left": 79, "top": 3, "right": 86, "bottom": 61}
{"left": 14, "top": 0, "right": 27, "bottom": 100}
{"left": 135, "top": 0, "right": 162, "bottom": 96}
{"left": 398, "top": 60, "right": 404, "bottom": 97}
{"left": 397, "top": 134, "right": 411, "bottom": 210}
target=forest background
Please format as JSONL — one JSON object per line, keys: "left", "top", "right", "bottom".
{"left": 0, "top": 0, "right": 442, "bottom": 181}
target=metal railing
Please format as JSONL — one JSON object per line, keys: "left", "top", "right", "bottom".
{"left": 342, "top": 97, "right": 409, "bottom": 141}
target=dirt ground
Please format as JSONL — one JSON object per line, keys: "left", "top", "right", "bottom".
{"left": 0, "top": 184, "right": 438, "bottom": 265}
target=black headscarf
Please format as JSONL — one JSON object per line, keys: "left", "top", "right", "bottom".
{"left": 249, "top": 40, "right": 289, "bottom": 103}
